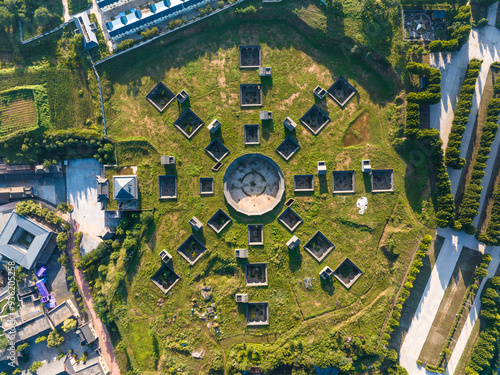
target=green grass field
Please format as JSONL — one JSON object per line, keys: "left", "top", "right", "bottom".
{"left": 0, "top": 67, "right": 96, "bottom": 130}
{"left": 92, "top": 7, "right": 436, "bottom": 372}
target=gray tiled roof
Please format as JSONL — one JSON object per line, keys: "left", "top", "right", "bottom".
{"left": 0, "top": 213, "right": 52, "bottom": 269}
{"left": 113, "top": 175, "right": 138, "bottom": 200}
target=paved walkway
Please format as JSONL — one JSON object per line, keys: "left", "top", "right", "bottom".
{"left": 66, "top": 159, "right": 105, "bottom": 254}
{"left": 430, "top": 1, "right": 500, "bottom": 197}
{"left": 400, "top": 3, "right": 500, "bottom": 374}
{"left": 399, "top": 237, "right": 462, "bottom": 372}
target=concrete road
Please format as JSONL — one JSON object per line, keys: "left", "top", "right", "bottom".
{"left": 65, "top": 159, "right": 104, "bottom": 255}
{"left": 399, "top": 237, "right": 462, "bottom": 372}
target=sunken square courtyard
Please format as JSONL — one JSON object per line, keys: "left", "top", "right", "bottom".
{"left": 174, "top": 109, "right": 204, "bottom": 139}
{"left": 276, "top": 136, "right": 300, "bottom": 161}
{"left": 239, "top": 45, "right": 261, "bottom": 68}
{"left": 304, "top": 231, "right": 335, "bottom": 262}
{"left": 176, "top": 235, "right": 207, "bottom": 265}
{"left": 245, "top": 263, "right": 268, "bottom": 286}
{"left": 327, "top": 77, "right": 357, "bottom": 107}
{"left": 240, "top": 84, "right": 263, "bottom": 107}
{"left": 207, "top": 209, "right": 232, "bottom": 233}
{"left": 300, "top": 104, "right": 331, "bottom": 135}
{"left": 247, "top": 302, "right": 269, "bottom": 326}
{"left": 333, "top": 258, "right": 363, "bottom": 289}
{"left": 205, "top": 138, "right": 230, "bottom": 162}
{"left": 332, "top": 170, "right": 355, "bottom": 194}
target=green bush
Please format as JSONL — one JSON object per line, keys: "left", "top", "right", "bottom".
{"left": 465, "top": 278, "right": 500, "bottom": 374}
{"left": 458, "top": 69, "right": 500, "bottom": 228}
{"left": 116, "top": 39, "right": 134, "bottom": 52}
{"left": 405, "top": 64, "right": 454, "bottom": 227}
{"left": 445, "top": 59, "right": 483, "bottom": 169}
{"left": 140, "top": 27, "right": 159, "bottom": 39}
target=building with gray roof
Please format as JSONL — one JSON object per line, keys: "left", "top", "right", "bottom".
{"left": 76, "top": 323, "right": 98, "bottom": 346}
{"left": 0, "top": 212, "right": 56, "bottom": 270}
{"left": 37, "top": 353, "right": 107, "bottom": 375}
{"left": 47, "top": 300, "right": 78, "bottom": 328}
{"left": 112, "top": 175, "right": 138, "bottom": 201}
{"left": 14, "top": 314, "right": 53, "bottom": 343}
{"left": 73, "top": 12, "right": 98, "bottom": 50}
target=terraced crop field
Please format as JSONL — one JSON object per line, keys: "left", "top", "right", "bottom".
{"left": 0, "top": 92, "right": 37, "bottom": 137}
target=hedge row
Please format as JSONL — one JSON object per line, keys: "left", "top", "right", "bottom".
{"left": 428, "top": 130, "right": 457, "bottom": 227}
{"left": 429, "top": 5, "right": 471, "bottom": 53}
{"left": 404, "top": 62, "right": 455, "bottom": 227}
{"left": 382, "top": 235, "right": 432, "bottom": 347}
{"left": 464, "top": 276, "right": 500, "bottom": 375}
{"left": 444, "top": 59, "right": 483, "bottom": 169}
{"left": 404, "top": 62, "right": 441, "bottom": 138}
{"left": 457, "top": 82, "right": 500, "bottom": 232}
{"left": 477, "top": 79, "right": 500, "bottom": 244}
{"left": 435, "top": 254, "right": 491, "bottom": 367}
{"left": 481, "top": 183, "right": 500, "bottom": 244}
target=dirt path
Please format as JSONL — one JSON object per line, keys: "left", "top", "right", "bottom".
{"left": 62, "top": 0, "right": 71, "bottom": 22}
{"left": 302, "top": 288, "right": 389, "bottom": 330}
{"left": 67, "top": 229, "right": 121, "bottom": 375}
{"left": 202, "top": 328, "right": 227, "bottom": 375}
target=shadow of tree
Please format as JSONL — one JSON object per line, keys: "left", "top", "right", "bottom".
{"left": 288, "top": 246, "right": 302, "bottom": 272}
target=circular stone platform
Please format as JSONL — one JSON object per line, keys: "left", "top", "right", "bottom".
{"left": 223, "top": 153, "right": 285, "bottom": 216}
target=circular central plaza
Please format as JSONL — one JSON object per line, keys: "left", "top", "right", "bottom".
{"left": 223, "top": 153, "right": 285, "bottom": 216}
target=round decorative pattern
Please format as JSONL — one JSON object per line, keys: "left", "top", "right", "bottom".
{"left": 223, "top": 153, "right": 285, "bottom": 216}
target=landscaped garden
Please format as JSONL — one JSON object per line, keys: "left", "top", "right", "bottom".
{"left": 82, "top": 1, "right": 437, "bottom": 373}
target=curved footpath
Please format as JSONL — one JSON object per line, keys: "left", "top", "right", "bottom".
{"left": 400, "top": 3, "right": 500, "bottom": 374}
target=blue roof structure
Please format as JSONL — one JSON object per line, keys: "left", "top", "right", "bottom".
{"left": 106, "top": 0, "right": 210, "bottom": 38}
{"left": 96, "top": 0, "right": 122, "bottom": 8}
{"left": 35, "top": 280, "right": 49, "bottom": 299}
{"left": 0, "top": 212, "right": 53, "bottom": 269}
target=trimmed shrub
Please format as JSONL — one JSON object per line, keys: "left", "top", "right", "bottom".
{"left": 458, "top": 70, "right": 500, "bottom": 228}
{"left": 445, "top": 59, "right": 483, "bottom": 169}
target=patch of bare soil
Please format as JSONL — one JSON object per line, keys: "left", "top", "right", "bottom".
{"left": 343, "top": 112, "right": 370, "bottom": 147}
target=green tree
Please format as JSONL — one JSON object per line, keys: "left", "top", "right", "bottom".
{"left": 34, "top": 7, "right": 52, "bottom": 26}
{"left": 0, "top": 6, "right": 14, "bottom": 28}
{"left": 35, "top": 336, "right": 47, "bottom": 344}
{"left": 16, "top": 343, "right": 29, "bottom": 352}
{"left": 29, "top": 361, "right": 43, "bottom": 373}
{"left": 47, "top": 329, "right": 64, "bottom": 348}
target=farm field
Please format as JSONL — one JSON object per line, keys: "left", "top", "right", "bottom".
{"left": 0, "top": 67, "right": 97, "bottom": 131}
{"left": 0, "top": 90, "right": 37, "bottom": 137}
{"left": 93, "top": 9, "right": 435, "bottom": 373}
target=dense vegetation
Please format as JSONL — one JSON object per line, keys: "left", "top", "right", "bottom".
{"left": 404, "top": 62, "right": 455, "bottom": 228}
{"left": 458, "top": 72, "right": 500, "bottom": 233}
{"left": 482, "top": 183, "right": 500, "bottom": 244}
{"left": 445, "top": 59, "right": 483, "bottom": 169}
{"left": 0, "top": 0, "right": 63, "bottom": 39}
{"left": 464, "top": 276, "right": 500, "bottom": 375}
{"left": 1, "top": 128, "right": 114, "bottom": 166}
{"left": 429, "top": 5, "right": 472, "bottom": 53}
